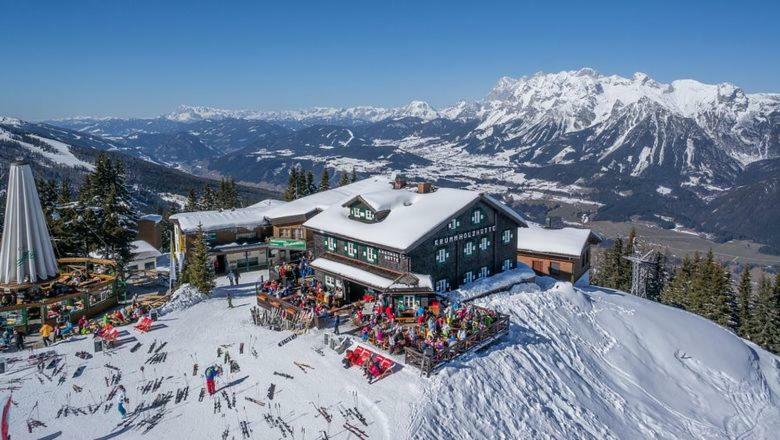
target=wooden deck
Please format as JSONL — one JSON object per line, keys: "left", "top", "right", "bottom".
{"left": 404, "top": 309, "right": 510, "bottom": 376}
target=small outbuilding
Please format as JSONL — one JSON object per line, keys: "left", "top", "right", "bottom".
{"left": 516, "top": 226, "right": 602, "bottom": 283}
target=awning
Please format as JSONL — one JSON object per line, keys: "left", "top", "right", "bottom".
{"left": 310, "top": 257, "right": 432, "bottom": 293}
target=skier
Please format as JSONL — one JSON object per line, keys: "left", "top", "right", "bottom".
{"left": 116, "top": 385, "right": 128, "bottom": 417}
{"left": 333, "top": 314, "right": 340, "bottom": 336}
{"left": 227, "top": 270, "right": 235, "bottom": 286}
{"left": 204, "top": 365, "right": 222, "bottom": 395}
{"left": 234, "top": 270, "right": 241, "bottom": 285}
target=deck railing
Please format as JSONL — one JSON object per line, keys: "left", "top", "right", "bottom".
{"left": 404, "top": 308, "right": 509, "bottom": 376}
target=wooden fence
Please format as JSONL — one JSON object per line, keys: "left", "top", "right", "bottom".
{"left": 404, "top": 309, "right": 510, "bottom": 376}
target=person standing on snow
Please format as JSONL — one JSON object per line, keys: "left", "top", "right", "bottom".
{"left": 227, "top": 290, "right": 234, "bottom": 308}
{"left": 234, "top": 270, "right": 240, "bottom": 285}
{"left": 204, "top": 365, "right": 222, "bottom": 395}
{"left": 116, "top": 385, "right": 129, "bottom": 417}
{"left": 227, "top": 270, "right": 235, "bottom": 286}
{"left": 334, "top": 314, "right": 340, "bottom": 335}
{"left": 40, "top": 322, "right": 54, "bottom": 347}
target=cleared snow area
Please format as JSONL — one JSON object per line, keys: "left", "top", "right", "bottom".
{"left": 3, "top": 273, "right": 779, "bottom": 439}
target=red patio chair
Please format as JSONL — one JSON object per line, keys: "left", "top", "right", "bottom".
{"left": 134, "top": 316, "right": 152, "bottom": 332}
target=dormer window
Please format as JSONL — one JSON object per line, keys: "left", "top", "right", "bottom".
{"left": 351, "top": 207, "right": 361, "bottom": 218}
{"left": 365, "top": 209, "right": 375, "bottom": 221}
{"left": 471, "top": 208, "right": 485, "bottom": 225}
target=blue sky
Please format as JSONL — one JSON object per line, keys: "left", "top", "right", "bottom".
{"left": 1, "top": 0, "right": 778, "bottom": 120}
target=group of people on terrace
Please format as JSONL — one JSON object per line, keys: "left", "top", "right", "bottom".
{"left": 350, "top": 294, "right": 500, "bottom": 357}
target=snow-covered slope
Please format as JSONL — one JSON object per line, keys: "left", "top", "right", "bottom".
{"left": 411, "top": 281, "right": 780, "bottom": 439}
{"left": 4, "top": 273, "right": 779, "bottom": 439}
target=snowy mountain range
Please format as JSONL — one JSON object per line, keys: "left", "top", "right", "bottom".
{"left": 39, "top": 68, "right": 780, "bottom": 250}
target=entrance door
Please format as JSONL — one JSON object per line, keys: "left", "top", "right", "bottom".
{"left": 216, "top": 255, "right": 227, "bottom": 274}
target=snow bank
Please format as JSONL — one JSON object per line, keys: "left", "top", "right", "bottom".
{"left": 158, "top": 283, "right": 209, "bottom": 315}
{"left": 408, "top": 284, "right": 780, "bottom": 439}
{"left": 447, "top": 265, "right": 536, "bottom": 302}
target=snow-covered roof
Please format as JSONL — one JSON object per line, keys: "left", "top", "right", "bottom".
{"left": 310, "top": 257, "right": 432, "bottom": 291}
{"left": 516, "top": 226, "right": 600, "bottom": 257}
{"left": 170, "top": 199, "right": 285, "bottom": 233}
{"left": 305, "top": 187, "right": 488, "bottom": 251}
{"left": 139, "top": 214, "right": 163, "bottom": 223}
{"left": 263, "top": 175, "right": 394, "bottom": 222}
{"left": 130, "top": 240, "right": 162, "bottom": 261}
{"left": 345, "top": 190, "right": 415, "bottom": 212}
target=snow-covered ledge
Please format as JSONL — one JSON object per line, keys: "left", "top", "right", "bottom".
{"left": 445, "top": 265, "right": 536, "bottom": 303}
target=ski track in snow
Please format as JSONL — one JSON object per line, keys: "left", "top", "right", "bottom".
{"left": 3, "top": 273, "right": 780, "bottom": 439}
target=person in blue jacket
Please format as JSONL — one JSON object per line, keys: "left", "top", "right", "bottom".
{"left": 204, "top": 365, "right": 222, "bottom": 395}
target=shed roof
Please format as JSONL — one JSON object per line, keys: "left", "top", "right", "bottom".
{"left": 170, "top": 199, "right": 285, "bottom": 233}
{"left": 516, "top": 226, "right": 601, "bottom": 257}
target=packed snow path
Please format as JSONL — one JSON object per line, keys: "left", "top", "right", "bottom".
{"left": 3, "top": 274, "right": 780, "bottom": 439}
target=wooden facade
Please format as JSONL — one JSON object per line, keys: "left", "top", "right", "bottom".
{"left": 308, "top": 195, "right": 525, "bottom": 312}
{"left": 517, "top": 239, "right": 597, "bottom": 283}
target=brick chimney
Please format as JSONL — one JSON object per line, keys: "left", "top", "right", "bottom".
{"left": 393, "top": 175, "right": 407, "bottom": 189}
{"left": 417, "top": 182, "right": 433, "bottom": 194}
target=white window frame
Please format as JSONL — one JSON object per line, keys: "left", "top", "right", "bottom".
{"left": 463, "top": 241, "right": 475, "bottom": 256}
{"left": 502, "top": 229, "right": 512, "bottom": 244}
{"left": 471, "top": 209, "right": 484, "bottom": 225}
{"left": 435, "top": 248, "right": 449, "bottom": 264}
{"left": 365, "top": 246, "right": 378, "bottom": 263}
{"left": 478, "top": 266, "right": 489, "bottom": 279}
{"left": 346, "top": 242, "right": 358, "bottom": 258}
{"left": 365, "top": 209, "right": 375, "bottom": 221}
{"left": 435, "top": 279, "right": 449, "bottom": 293}
{"left": 448, "top": 218, "right": 460, "bottom": 230}
{"left": 502, "top": 259, "right": 513, "bottom": 271}
{"left": 479, "top": 236, "right": 491, "bottom": 251}
{"left": 325, "top": 236, "right": 337, "bottom": 252}
{"left": 463, "top": 271, "right": 474, "bottom": 284}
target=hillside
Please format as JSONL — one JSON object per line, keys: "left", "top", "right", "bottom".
{"left": 0, "top": 118, "right": 278, "bottom": 211}
{"left": 2, "top": 273, "right": 778, "bottom": 439}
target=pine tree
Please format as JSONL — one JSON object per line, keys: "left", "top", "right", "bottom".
{"left": 661, "top": 255, "right": 693, "bottom": 309}
{"left": 72, "top": 153, "right": 138, "bottom": 266}
{"left": 338, "top": 170, "right": 349, "bottom": 187}
{"left": 53, "top": 178, "right": 80, "bottom": 257}
{"left": 295, "top": 166, "right": 308, "bottom": 197}
{"left": 284, "top": 167, "right": 299, "bottom": 201}
{"left": 200, "top": 185, "right": 216, "bottom": 210}
{"left": 305, "top": 170, "right": 315, "bottom": 195}
{"left": 705, "top": 256, "right": 735, "bottom": 329}
{"left": 319, "top": 168, "right": 330, "bottom": 192}
{"left": 737, "top": 265, "right": 753, "bottom": 337}
{"left": 752, "top": 274, "right": 776, "bottom": 350}
{"left": 183, "top": 224, "right": 214, "bottom": 294}
{"left": 185, "top": 188, "right": 199, "bottom": 212}
{"left": 645, "top": 251, "right": 668, "bottom": 301}
{"left": 228, "top": 178, "right": 241, "bottom": 208}
{"left": 607, "top": 238, "right": 625, "bottom": 290}
{"left": 350, "top": 168, "right": 357, "bottom": 183}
